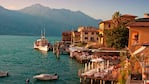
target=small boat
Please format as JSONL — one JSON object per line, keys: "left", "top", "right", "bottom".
{"left": 0, "top": 71, "right": 8, "bottom": 77}
{"left": 33, "top": 74, "right": 58, "bottom": 80}
{"left": 33, "top": 30, "right": 53, "bottom": 52}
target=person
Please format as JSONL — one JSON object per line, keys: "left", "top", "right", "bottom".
{"left": 54, "top": 73, "right": 57, "bottom": 76}
{"left": 26, "top": 78, "right": 30, "bottom": 84}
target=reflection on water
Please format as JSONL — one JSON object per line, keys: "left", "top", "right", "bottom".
{"left": 34, "top": 49, "right": 48, "bottom": 56}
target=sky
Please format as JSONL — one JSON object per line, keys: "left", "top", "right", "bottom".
{"left": 0, "top": 0, "right": 148, "bottom": 20}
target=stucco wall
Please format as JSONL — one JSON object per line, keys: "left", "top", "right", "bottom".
{"left": 128, "top": 27, "right": 149, "bottom": 48}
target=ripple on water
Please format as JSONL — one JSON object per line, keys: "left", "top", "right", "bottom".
{"left": 0, "top": 35, "right": 83, "bottom": 84}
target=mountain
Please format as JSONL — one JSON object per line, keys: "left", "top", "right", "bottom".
{"left": 0, "top": 4, "right": 102, "bottom": 36}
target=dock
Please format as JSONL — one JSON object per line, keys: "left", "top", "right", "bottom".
{"left": 78, "top": 65, "right": 119, "bottom": 84}
{"left": 53, "top": 41, "right": 70, "bottom": 58}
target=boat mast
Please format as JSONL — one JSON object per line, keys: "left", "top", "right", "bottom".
{"left": 41, "top": 25, "right": 46, "bottom": 39}
{"left": 41, "top": 29, "right": 45, "bottom": 39}
{"left": 41, "top": 30, "right": 43, "bottom": 37}
{"left": 44, "top": 28, "right": 46, "bottom": 37}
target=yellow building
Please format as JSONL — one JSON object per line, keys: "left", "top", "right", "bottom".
{"left": 99, "top": 20, "right": 112, "bottom": 45}
{"left": 99, "top": 20, "right": 113, "bottom": 30}
{"left": 71, "top": 31, "right": 81, "bottom": 45}
{"left": 78, "top": 26, "right": 99, "bottom": 43}
{"left": 128, "top": 13, "right": 149, "bottom": 51}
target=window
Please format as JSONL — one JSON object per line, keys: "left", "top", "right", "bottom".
{"left": 92, "top": 32, "right": 94, "bottom": 35}
{"left": 85, "top": 32, "right": 88, "bottom": 34}
{"left": 90, "top": 37, "right": 94, "bottom": 41}
{"left": 85, "top": 37, "right": 88, "bottom": 40}
{"left": 134, "top": 34, "right": 139, "bottom": 41}
{"left": 133, "top": 33, "right": 139, "bottom": 45}
{"left": 108, "top": 24, "right": 111, "bottom": 28}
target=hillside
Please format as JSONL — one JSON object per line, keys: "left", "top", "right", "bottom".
{"left": 0, "top": 4, "right": 101, "bottom": 36}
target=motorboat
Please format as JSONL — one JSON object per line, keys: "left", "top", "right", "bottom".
{"left": 0, "top": 71, "right": 8, "bottom": 77}
{"left": 33, "top": 74, "right": 58, "bottom": 80}
{"left": 33, "top": 30, "right": 53, "bottom": 52}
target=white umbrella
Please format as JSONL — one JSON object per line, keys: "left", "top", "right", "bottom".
{"left": 91, "top": 58, "right": 104, "bottom": 63}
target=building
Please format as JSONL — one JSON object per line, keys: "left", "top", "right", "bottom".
{"left": 99, "top": 20, "right": 112, "bottom": 45}
{"left": 78, "top": 26, "right": 99, "bottom": 43}
{"left": 127, "top": 13, "right": 149, "bottom": 82}
{"left": 62, "top": 31, "right": 72, "bottom": 43}
{"left": 128, "top": 13, "right": 149, "bottom": 51}
{"left": 99, "top": 20, "right": 113, "bottom": 30}
{"left": 99, "top": 14, "right": 137, "bottom": 46}
{"left": 71, "top": 31, "right": 81, "bottom": 45}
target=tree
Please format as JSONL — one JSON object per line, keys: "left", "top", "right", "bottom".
{"left": 104, "top": 27, "right": 129, "bottom": 49}
{"left": 112, "top": 11, "right": 122, "bottom": 28}
{"left": 112, "top": 11, "right": 130, "bottom": 29}
{"left": 104, "top": 11, "right": 129, "bottom": 49}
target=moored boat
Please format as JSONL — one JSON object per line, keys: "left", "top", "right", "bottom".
{"left": 33, "top": 74, "right": 58, "bottom": 80}
{"left": 0, "top": 71, "right": 8, "bottom": 77}
{"left": 33, "top": 30, "right": 53, "bottom": 52}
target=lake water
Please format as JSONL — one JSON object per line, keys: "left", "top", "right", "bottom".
{"left": 0, "top": 35, "right": 83, "bottom": 84}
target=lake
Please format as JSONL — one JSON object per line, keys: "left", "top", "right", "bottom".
{"left": 0, "top": 35, "right": 83, "bottom": 84}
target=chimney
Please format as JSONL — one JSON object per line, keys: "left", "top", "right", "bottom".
{"left": 144, "top": 13, "right": 149, "bottom": 18}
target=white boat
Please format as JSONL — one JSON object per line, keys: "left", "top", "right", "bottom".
{"left": 0, "top": 71, "right": 8, "bottom": 77}
{"left": 33, "top": 30, "right": 52, "bottom": 52}
{"left": 33, "top": 74, "right": 58, "bottom": 80}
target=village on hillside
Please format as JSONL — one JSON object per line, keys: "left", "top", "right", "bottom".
{"left": 58, "top": 12, "right": 149, "bottom": 84}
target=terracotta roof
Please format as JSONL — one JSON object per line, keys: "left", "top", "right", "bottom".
{"left": 73, "top": 31, "right": 80, "bottom": 35}
{"left": 136, "top": 18, "right": 149, "bottom": 22}
{"left": 129, "top": 22, "right": 149, "bottom": 27}
{"left": 78, "top": 27, "right": 99, "bottom": 32}
{"left": 121, "top": 14, "right": 137, "bottom": 18}
{"left": 81, "top": 30, "right": 99, "bottom": 32}
{"left": 62, "top": 31, "right": 71, "bottom": 34}
{"left": 99, "top": 14, "right": 137, "bottom": 24}
{"left": 100, "top": 20, "right": 112, "bottom": 24}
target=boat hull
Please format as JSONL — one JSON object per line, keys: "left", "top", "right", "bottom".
{"left": 33, "top": 74, "right": 58, "bottom": 81}
{"left": 34, "top": 44, "right": 49, "bottom": 52}
{"left": 0, "top": 71, "right": 8, "bottom": 77}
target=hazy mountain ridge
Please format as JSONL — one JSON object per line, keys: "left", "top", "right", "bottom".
{"left": 0, "top": 4, "right": 101, "bottom": 36}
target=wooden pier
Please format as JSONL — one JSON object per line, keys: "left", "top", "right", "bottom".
{"left": 78, "top": 68, "right": 118, "bottom": 84}
{"left": 53, "top": 41, "right": 70, "bottom": 57}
